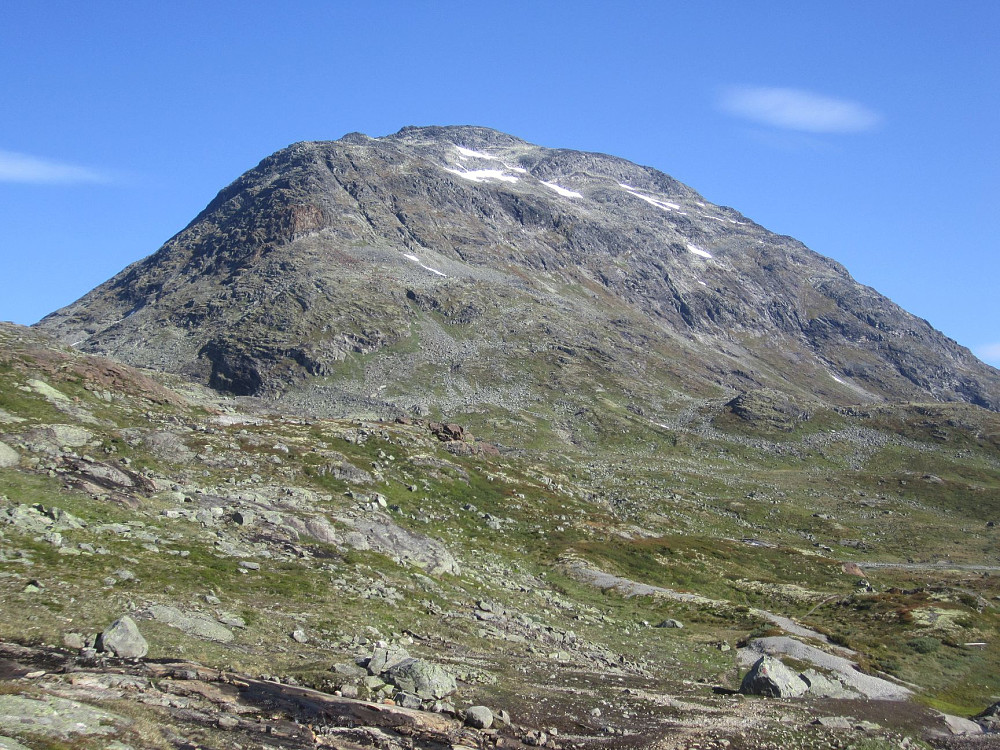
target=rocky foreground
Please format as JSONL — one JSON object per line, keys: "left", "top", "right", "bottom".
{"left": 1, "top": 322, "right": 1000, "bottom": 749}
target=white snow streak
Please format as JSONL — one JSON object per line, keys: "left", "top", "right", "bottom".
{"left": 618, "top": 183, "right": 679, "bottom": 212}
{"left": 686, "top": 243, "right": 713, "bottom": 259}
{"left": 403, "top": 253, "right": 447, "bottom": 277}
{"left": 455, "top": 145, "right": 497, "bottom": 160}
{"left": 444, "top": 167, "right": 519, "bottom": 184}
{"left": 541, "top": 181, "right": 582, "bottom": 198}
{"left": 831, "top": 374, "right": 846, "bottom": 385}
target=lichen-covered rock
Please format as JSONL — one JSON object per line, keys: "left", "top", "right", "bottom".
{"left": 739, "top": 655, "right": 807, "bottom": 698}
{"left": 97, "top": 615, "right": 148, "bottom": 659}
{"left": 385, "top": 658, "right": 457, "bottom": 700}
{"left": 0, "top": 694, "right": 126, "bottom": 739}
{"left": 346, "top": 514, "right": 460, "bottom": 577}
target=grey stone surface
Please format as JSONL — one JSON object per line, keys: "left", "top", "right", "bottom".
{"left": 385, "top": 658, "right": 457, "bottom": 700}
{"left": 0, "top": 442, "right": 19, "bottom": 469}
{"left": 98, "top": 615, "right": 148, "bottom": 658}
{"left": 147, "top": 604, "right": 234, "bottom": 643}
{"left": 800, "top": 669, "right": 859, "bottom": 699}
{"left": 942, "top": 713, "right": 984, "bottom": 736}
{"left": 368, "top": 645, "right": 411, "bottom": 675}
{"left": 0, "top": 694, "right": 126, "bottom": 738}
{"left": 347, "top": 514, "right": 459, "bottom": 577}
{"left": 465, "top": 705, "right": 493, "bottom": 729}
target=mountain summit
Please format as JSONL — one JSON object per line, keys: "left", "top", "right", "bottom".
{"left": 37, "top": 126, "right": 1000, "bottom": 417}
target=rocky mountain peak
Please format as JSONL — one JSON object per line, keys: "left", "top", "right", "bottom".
{"left": 35, "top": 126, "right": 1000, "bottom": 419}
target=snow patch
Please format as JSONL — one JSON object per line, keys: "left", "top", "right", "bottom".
{"left": 403, "top": 253, "right": 447, "bottom": 277}
{"left": 619, "top": 183, "right": 680, "bottom": 212}
{"left": 541, "top": 181, "right": 582, "bottom": 198}
{"left": 698, "top": 280, "right": 708, "bottom": 286}
{"left": 445, "top": 167, "right": 518, "bottom": 184}
{"left": 831, "top": 374, "right": 846, "bottom": 385}
{"left": 455, "top": 145, "right": 496, "bottom": 160}
{"left": 686, "top": 243, "right": 713, "bottom": 259}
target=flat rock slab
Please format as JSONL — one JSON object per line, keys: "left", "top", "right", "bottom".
{"left": 0, "top": 442, "right": 18, "bottom": 469}
{"left": 0, "top": 694, "right": 127, "bottom": 739}
{"left": 147, "top": 604, "right": 234, "bottom": 643}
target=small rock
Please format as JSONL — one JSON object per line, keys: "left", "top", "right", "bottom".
{"left": 63, "top": 632, "right": 86, "bottom": 650}
{"left": 656, "top": 619, "right": 683, "bottom": 629}
{"left": 291, "top": 628, "right": 309, "bottom": 644}
{"left": 239, "top": 561, "right": 261, "bottom": 570}
{"left": 813, "top": 716, "right": 853, "bottom": 729}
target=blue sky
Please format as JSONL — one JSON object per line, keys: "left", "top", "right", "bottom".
{"left": 2, "top": 1, "right": 998, "bottom": 365}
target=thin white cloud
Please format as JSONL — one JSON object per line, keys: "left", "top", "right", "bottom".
{"left": 719, "top": 86, "right": 883, "bottom": 133}
{"left": 0, "top": 149, "right": 109, "bottom": 184}
{"left": 975, "top": 343, "right": 1000, "bottom": 364}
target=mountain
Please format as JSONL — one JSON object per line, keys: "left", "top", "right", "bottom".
{"left": 37, "top": 126, "right": 1000, "bottom": 428}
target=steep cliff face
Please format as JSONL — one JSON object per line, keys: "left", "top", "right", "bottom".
{"left": 36, "top": 125, "right": 1000, "bottom": 414}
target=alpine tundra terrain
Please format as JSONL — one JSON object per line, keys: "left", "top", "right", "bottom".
{"left": 0, "top": 126, "right": 998, "bottom": 749}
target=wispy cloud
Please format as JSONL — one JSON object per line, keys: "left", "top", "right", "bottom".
{"left": 718, "top": 86, "right": 883, "bottom": 133}
{"left": 975, "top": 343, "right": 1000, "bottom": 365}
{"left": 0, "top": 149, "right": 109, "bottom": 184}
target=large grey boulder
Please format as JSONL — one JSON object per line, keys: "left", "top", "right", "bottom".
{"left": 739, "top": 655, "right": 807, "bottom": 698}
{"left": 940, "top": 713, "right": 983, "bottom": 736}
{"left": 465, "top": 706, "right": 493, "bottom": 729}
{"left": 97, "top": 615, "right": 148, "bottom": 658}
{"left": 385, "top": 658, "right": 457, "bottom": 700}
